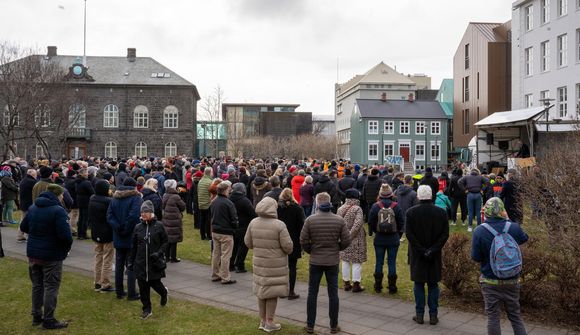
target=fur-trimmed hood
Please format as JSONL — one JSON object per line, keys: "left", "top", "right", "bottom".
{"left": 113, "top": 186, "right": 142, "bottom": 199}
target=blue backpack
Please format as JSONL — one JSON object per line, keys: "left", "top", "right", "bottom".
{"left": 481, "top": 221, "right": 522, "bottom": 279}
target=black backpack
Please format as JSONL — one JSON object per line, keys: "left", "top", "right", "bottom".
{"left": 376, "top": 201, "right": 398, "bottom": 233}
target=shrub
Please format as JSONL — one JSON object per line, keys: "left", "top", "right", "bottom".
{"left": 519, "top": 238, "right": 553, "bottom": 308}
{"left": 441, "top": 233, "right": 478, "bottom": 295}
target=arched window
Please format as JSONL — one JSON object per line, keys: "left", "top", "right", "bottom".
{"left": 165, "top": 142, "right": 177, "bottom": 157}
{"left": 135, "top": 142, "right": 147, "bottom": 157}
{"left": 3, "top": 104, "right": 20, "bottom": 127}
{"left": 103, "top": 104, "right": 119, "bottom": 128}
{"left": 133, "top": 105, "right": 148, "bottom": 128}
{"left": 69, "top": 104, "right": 86, "bottom": 128}
{"left": 163, "top": 105, "right": 179, "bottom": 128}
{"left": 105, "top": 142, "right": 117, "bottom": 158}
{"left": 35, "top": 143, "right": 46, "bottom": 158}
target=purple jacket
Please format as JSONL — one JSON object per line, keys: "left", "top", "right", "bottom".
{"left": 299, "top": 183, "right": 314, "bottom": 207}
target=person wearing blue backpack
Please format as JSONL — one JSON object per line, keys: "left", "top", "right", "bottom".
{"left": 471, "top": 197, "right": 529, "bottom": 335}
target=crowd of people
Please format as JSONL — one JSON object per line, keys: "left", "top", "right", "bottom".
{"left": 0, "top": 156, "right": 528, "bottom": 334}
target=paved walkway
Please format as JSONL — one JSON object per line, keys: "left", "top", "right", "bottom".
{"left": 1, "top": 227, "right": 575, "bottom": 335}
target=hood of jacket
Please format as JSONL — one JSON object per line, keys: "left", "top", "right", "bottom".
{"left": 367, "top": 174, "right": 379, "bottom": 181}
{"left": 256, "top": 197, "right": 278, "bottom": 219}
{"left": 94, "top": 180, "right": 110, "bottom": 196}
{"left": 397, "top": 185, "right": 413, "bottom": 196}
{"left": 229, "top": 191, "right": 246, "bottom": 202}
{"left": 253, "top": 176, "right": 266, "bottom": 187}
{"left": 113, "top": 186, "right": 141, "bottom": 199}
{"left": 140, "top": 187, "right": 156, "bottom": 197}
{"left": 35, "top": 192, "right": 62, "bottom": 207}
{"left": 318, "top": 175, "right": 330, "bottom": 183}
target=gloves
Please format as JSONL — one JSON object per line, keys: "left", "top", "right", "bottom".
{"left": 423, "top": 248, "right": 434, "bottom": 261}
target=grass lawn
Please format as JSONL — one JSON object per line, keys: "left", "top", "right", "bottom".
{"left": 0, "top": 257, "right": 305, "bottom": 335}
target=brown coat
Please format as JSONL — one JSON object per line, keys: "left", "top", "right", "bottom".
{"left": 244, "top": 197, "right": 293, "bottom": 299}
{"left": 162, "top": 188, "right": 186, "bottom": 243}
{"left": 338, "top": 199, "right": 367, "bottom": 264}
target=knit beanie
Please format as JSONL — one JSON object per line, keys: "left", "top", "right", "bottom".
{"left": 46, "top": 184, "right": 65, "bottom": 197}
{"left": 39, "top": 166, "right": 53, "bottom": 179}
{"left": 484, "top": 197, "right": 507, "bottom": 219}
{"left": 345, "top": 188, "right": 360, "bottom": 199}
{"left": 141, "top": 200, "right": 155, "bottom": 214}
{"left": 123, "top": 177, "right": 137, "bottom": 187}
{"left": 379, "top": 184, "right": 393, "bottom": 198}
{"left": 164, "top": 179, "right": 177, "bottom": 190}
{"left": 231, "top": 182, "right": 246, "bottom": 195}
{"left": 417, "top": 185, "right": 432, "bottom": 200}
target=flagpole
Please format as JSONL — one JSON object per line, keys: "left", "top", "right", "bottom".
{"left": 83, "top": 0, "right": 87, "bottom": 66}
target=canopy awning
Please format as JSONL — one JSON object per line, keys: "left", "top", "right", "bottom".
{"left": 475, "top": 107, "right": 545, "bottom": 128}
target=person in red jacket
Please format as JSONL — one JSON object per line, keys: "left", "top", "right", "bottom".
{"left": 291, "top": 170, "right": 305, "bottom": 203}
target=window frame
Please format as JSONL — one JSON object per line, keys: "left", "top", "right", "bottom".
{"left": 415, "top": 121, "right": 426, "bottom": 135}
{"left": 34, "top": 105, "right": 51, "bottom": 128}
{"left": 464, "top": 76, "right": 470, "bottom": 102}
{"left": 104, "top": 141, "right": 117, "bottom": 158}
{"left": 165, "top": 142, "right": 177, "bottom": 157}
{"left": 463, "top": 109, "right": 470, "bottom": 135}
{"left": 430, "top": 121, "right": 441, "bottom": 135}
{"left": 368, "top": 141, "right": 379, "bottom": 161}
{"left": 383, "top": 120, "right": 394, "bottom": 134}
{"left": 525, "top": 47, "right": 534, "bottom": 76}
{"left": 541, "top": 40, "right": 550, "bottom": 72}
{"left": 430, "top": 141, "right": 441, "bottom": 161}
{"left": 557, "top": 86, "right": 568, "bottom": 117}
{"left": 557, "top": 34, "right": 568, "bottom": 67}
{"left": 103, "top": 104, "right": 119, "bottom": 128}
{"left": 68, "top": 104, "right": 86, "bottom": 128}
{"left": 135, "top": 142, "right": 147, "bottom": 157}
{"left": 558, "top": 0, "right": 568, "bottom": 16}
{"left": 399, "top": 121, "right": 410, "bottom": 135}
{"left": 384, "top": 142, "right": 394, "bottom": 157}
{"left": 415, "top": 142, "right": 425, "bottom": 160}
{"left": 368, "top": 120, "right": 379, "bottom": 135}
{"left": 133, "top": 105, "right": 149, "bottom": 128}
{"left": 163, "top": 106, "right": 179, "bottom": 129}
{"left": 525, "top": 4, "right": 534, "bottom": 30}
{"left": 525, "top": 94, "right": 534, "bottom": 108}
{"left": 541, "top": 0, "right": 550, "bottom": 24}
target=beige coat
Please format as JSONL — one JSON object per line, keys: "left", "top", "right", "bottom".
{"left": 244, "top": 197, "right": 293, "bottom": 299}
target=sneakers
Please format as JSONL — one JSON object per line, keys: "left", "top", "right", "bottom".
{"left": 467, "top": 227, "right": 473, "bottom": 232}
{"left": 170, "top": 258, "right": 181, "bottom": 263}
{"left": 262, "top": 323, "right": 281, "bottom": 332}
{"left": 450, "top": 221, "right": 457, "bottom": 226}
{"left": 127, "top": 294, "right": 141, "bottom": 301}
{"left": 221, "top": 279, "right": 236, "bottom": 285}
{"left": 100, "top": 286, "right": 115, "bottom": 293}
{"left": 42, "top": 320, "right": 69, "bottom": 329}
{"left": 462, "top": 220, "right": 467, "bottom": 226}
{"left": 94, "top": 283, "right": 102, "bottom": 292}
{"left": 160, "top": 287, "right": 168, "bottom": 306}
{"left": 258, "top": 321, "right": 265, "bottom": 331}
{"left": 141, "top": 311, "right": 152, "bottom": 320}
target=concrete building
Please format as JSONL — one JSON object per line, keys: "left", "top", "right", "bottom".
{"left": 436, "top": 79, "right": 455, "bottom": 149}
{"left": 408, "top": 73, "right": 432, "bottom": 90}
{"left": 349, "top": 95, "right": 449, "bottom": 170}
{"left": 511, "top": 0, "right": 580, "bottom": 123}
{"left": 453, "top": 22, "right": 512, "bottom": 149}
{"left": 1, "top": 46, "right": 200, "bottom": 159}
{"left": 312, "top": 114, "right": 336, "bottom": 137}
{"left": 335, "top": 62, "right": 418, "bottom": 159}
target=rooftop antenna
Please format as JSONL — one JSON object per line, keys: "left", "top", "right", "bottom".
{"left": 83, "top": 0, "right": 87, "bottom": 66}
{"left": 336, "top": 57, "right": 339, "bottom": 83}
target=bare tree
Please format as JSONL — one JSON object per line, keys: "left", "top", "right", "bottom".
{"left": 0, "top": 42, "right": 71, "bottom": 160}
{"left": 199, "top": 85, "right": 225, "bottom": 157}
{"left": 312, "top": 120, "right": 327, "bottom": 136}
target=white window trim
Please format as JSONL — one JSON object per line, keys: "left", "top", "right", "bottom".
{"left": 105, "top": 142, "right": 117, "bottom": 158}
{"left": 541, "top": 41, "right": 550, "bottom": 72}
{"left": 103, "top": 104, "right": 119, "bottom": 128}
{"left": 368, "top": 120, "right": 379, "bottom": 135}
{"left": 163, "top": 106, "right": 179, "bottom": 129}
{"left": 399, "top": 121, "right": 410, "bottom": 135}
{"left": 430, "top": 121, "right": 441, "bottom": 135}
{"left": 415, "top": 121, "right": 426, "bottom": 135}
{"left": 429, "top": 140, "right": 442, "bottom": 161}
{"left": 383, "top": 120, "right": 394, "bottom": 134}
{"left": 525, "top": 4, "right": 534, "bottom": 31}
{"left": 558, "top": 34, "right": 568, "bottom": 67}
{"left": 541, "top": 0, "right": 550, "bottom": 24}
{"left": 135, "top": 142, "right": 148, "bottom": 157}
{"left": 165, "top": 142, "right": 177, "bottom": 157}
{"left": 133, "top": 106, "right": 149, "bottom": 129}
{"left": 368, "top": 141, "right": 379, "bottom": 161}
{"left": 415, "top": 141, "right": 426, "bottom": 160}
{"left": 383, "top": 141, "right": 395, "bottom": 157}
{"left": 525, "top": 47, "right": 534, "bottom": 76}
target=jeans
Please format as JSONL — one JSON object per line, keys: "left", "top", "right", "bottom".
{"left": 137, "top": 279, "right": 167, "bottom": 313}
{"left": 233, "top": 229, "right": 249, "bottom": 270}
{"left": 29, "top": 260, "right": 63, "bottom": 322}
{"left": 288, "top": 257, "right": 298, "bottom": 292}
{"left": 199, "top": 209, "right": 211, "bottom": 240}
{"left": 467, "top": 192, "right": 482, "bottom": 227}
{"left": 301, "top": 206, "right": 312, "bottom": 218}
{"left": 481, "top": 283, "right": 527, "bottom": 335}
{"left": 307, "top": 264, "right": 339, "bottom": 328}
{"left": 450, "top": 197, "right": 467, "bottom": 222}
{"left": 374, "top": 244, "right": 399, "bottom": 277}
{"left": 115, "top": 248, "right": 137, "bottom": 297}
{"left": 77, "top": 207, "right": 89, "bottom": 238}
{"left": 414, "top": 282, "right": 440, "bottom": 316}
{"left": 2, "top": 200, "right": 15, "bottom": 223}
{"left": 211, "top": 233, "right": 234, "bottom": 282}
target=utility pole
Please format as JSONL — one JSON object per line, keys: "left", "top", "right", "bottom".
{"left": 83, "top": 0, "right": 87, "bottom": 66}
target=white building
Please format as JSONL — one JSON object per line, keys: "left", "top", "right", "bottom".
{"left": 512, "top": 0, "right": 580, "bottom": 121}
{"left": 312, "top": 114, "right": 336, "bottom": 137}
{"left": 335, "top": 62, "right": 420, "bottom": 158}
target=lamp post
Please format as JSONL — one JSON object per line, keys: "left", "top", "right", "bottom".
{"left": 539, "top": 98, "right": 555, "bottom": 155}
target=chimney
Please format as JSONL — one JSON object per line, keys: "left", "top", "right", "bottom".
{"left": 47, "top": 46, "right": 57, "bottom": 57}
{"left": 408, "top": 93, "right": 415, "bottom": 102}
{"left": 127, "top": 48, "right": 136, "bottom": 62}
{"left": 380, "top": 92, "right": 387, "bottom": 102}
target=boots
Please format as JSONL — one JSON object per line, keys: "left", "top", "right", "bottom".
{"left": 412, "top": 314, "right": 424, "bottom": 325}
{"left": 387, "top": 274, "right": 398, "bottom": 294}
{"left": 343, "top": 281, "right": 352, "bottom": 292}
{"left": 373, "top": 273, "right": 384, "bottom": 293}
{"left": 352, "top": 282, "right": 365, "bottom": 293}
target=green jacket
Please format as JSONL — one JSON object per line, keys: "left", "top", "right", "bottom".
{"left": 197, "top": 175, "right": 212, "bottom": 210}
{"left": 435, "top": 192, "right": 452, "bottom": 213}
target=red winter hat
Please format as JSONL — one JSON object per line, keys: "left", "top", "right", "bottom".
{"left": 193, "top": 171, "right": 203, "bottom": 178}
{"left": 289, "top": 166, "right": 297, "bottom": 173}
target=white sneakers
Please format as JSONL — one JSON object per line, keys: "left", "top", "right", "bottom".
{"left": 259, "top": 322, "right": 281, "bottom": 333}
{"left": 467, "top": 227, "right": 473, "bottom": 232}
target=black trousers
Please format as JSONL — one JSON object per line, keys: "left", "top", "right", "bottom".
{"left": 77, "top": 207, "right": 89, "bottom": 238}
{"left": 232, "top": 229, "right": 248, "bottom": 270}
{"left": 288, "top": 257, "right": 298, "bottom": 292}
{"left": 166, "top": 243, "right": 177, "bottom": 261}
{"left": 137, "top": 278, "right": 167, "bottom": 313}
{"left": 451, "top": 197, "right": 467, "bottom": 222}
{"left": 199, "top": 209, "right": 211, "bottom": 240}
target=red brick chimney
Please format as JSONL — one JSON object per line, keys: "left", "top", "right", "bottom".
{"left": 408, "top": 93, "right": 415, "bottom": 102}
{"left": 380, "top": 92, "right": 387, "bottom": 102}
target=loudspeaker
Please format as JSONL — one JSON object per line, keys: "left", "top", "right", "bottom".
{"left": 498, "top": 141, "right": 509, "bottom": 150}
{"left": 486, "top": 133, "right": 494, "bottom": 145}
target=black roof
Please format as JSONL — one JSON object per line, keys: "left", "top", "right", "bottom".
{"left": 356, "top": 99, "right": 447, "bottom": 119}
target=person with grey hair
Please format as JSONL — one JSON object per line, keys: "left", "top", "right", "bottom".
{"left": 210, "top": 181, "right": 239, "bottom": 284}
{"left": 300, "top": 192, "right": 351, "bottom": 334}
{"left": 162, "top": 179, "right": 186, "bottom": 263}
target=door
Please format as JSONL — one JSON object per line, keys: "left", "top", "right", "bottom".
{"left": 400, "top": 145, "right": 410, "bottom": 161}
{"left": 68, "top": 144, "right": 87, "bottom": 159}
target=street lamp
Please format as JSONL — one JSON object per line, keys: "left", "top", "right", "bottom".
{"left": 539, "top": 98, "right": 555, "bottom": 154}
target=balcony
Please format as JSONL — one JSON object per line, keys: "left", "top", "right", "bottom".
{"left": 66, "top": 128, "right": 92, "bottom": 140}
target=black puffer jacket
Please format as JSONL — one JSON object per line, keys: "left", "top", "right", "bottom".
{"left": 338, "top": 176, "right": 356, "bottom": 201}
{"left": 89, "top": 180, "right": 113, "bottom": 243}
{"left": 277, "top": 201, "right": 305, "bottom": 259}
{"left": 363, "top": 175, "right": 382, "bottom": 204}
{"left": 314, "top": 175, "right": 337, "bottom": 199}
{"left": 19, "top": 174, "right": 38, "bottom": 211}
{"left": 75, "top": 176, "right": 95, "bottom": 209}
{"left": 129, "top": 219, "right": 168, "bottom": 281}
{"left": 229, "top": 191, "right": 256, "bottom": 232}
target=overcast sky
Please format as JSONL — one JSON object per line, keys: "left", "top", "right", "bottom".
{"left": 3, "top": 0, "right": 511, "bottom": 116}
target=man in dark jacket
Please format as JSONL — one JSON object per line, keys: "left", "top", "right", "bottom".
{"left": 20, "top": 186, "right": 72, "bottom": 330}
{"left": 107, "top": 177, "right": 142, "bottom": 300}
{"left": 263, "top": 176, "right": 283, "bottom": 201}
{"left": 394, "top": 175, "right": 419, "bottom": 230}
{"left": 313, "top": 172, "right": 339, "bottom": 210}
{"left": 229, "top": 183, "right": 257, "bottom": 273}
{"left": 75, "top": 168, "right": 94, "bottom": 240}
{"left": 420, "top": 167, "right": 439, "bottom": 203}
{"left": 300, "top": 192, "right": 351, "bottom": 334}
{"left": 128, "top": 200, "right": 169, "bottom": 320}
{"left": 363, "top": 168, "right": 382, "bottom": 218}
{"left": 17, "top": 169, "right": 37, "bottom": 242}
{"left": 64, "top": 170, "right": 79, "bottom": 236}
{"left": 448, "top": 169, "right": 467, "bottom": 226}
{"left": 406, "top": 185, "right": 449, "bottom": 326}
{"left": 459, "top": 168, "right": 489, "bottom": 231}
{"left": 500, "top": 169, "right": 523, "bottom": 225}
{"left": 338, "top": 169, "right": 356, "bottom": 203}
{"left": 89, "top": 180, "right": 114, "bottom": 292}
{"left": 210, "top": 181, "right": 239, "bottom": 284}
{"left": 472, "top": 197, "right": 528, "bottom": 335}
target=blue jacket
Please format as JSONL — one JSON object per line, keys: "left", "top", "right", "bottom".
{"left": 471, "top": 217, "right": 529, "bottom": 280}
{"left": 368, "top": 197, "right": 405, "bottom": 246}
{"left": 20, "top": 192, "right": 73, "bottom": 261}
{"left": 107, "top": 186, "right": 143, "bottom": 249}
